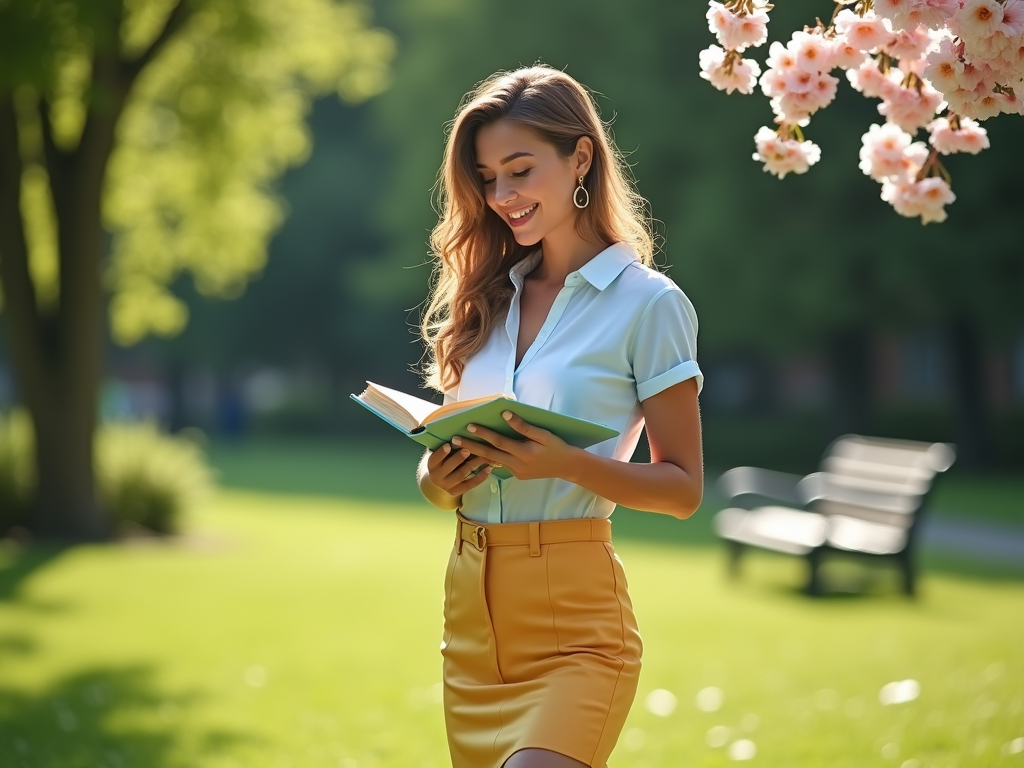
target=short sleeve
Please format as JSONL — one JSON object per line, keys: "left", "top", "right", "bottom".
{"left": 632, "top": 287, "right": 703, "bottom": 400}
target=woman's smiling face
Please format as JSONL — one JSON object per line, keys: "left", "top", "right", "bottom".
{"left": 474, "top": 119, "right": 584, "bottom": 247}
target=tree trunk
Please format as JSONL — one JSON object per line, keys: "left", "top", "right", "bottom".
{"left": 0, "top": 4, "right": 189, "bottom": 541}
{"left": 0, "top": 94, "right": 111, "bottom": 540}
{"left": 946, "top": 314, "right": 991, "bottom": 469}
{"left": 826, "top": 326, "right": 873, "bottom": 437}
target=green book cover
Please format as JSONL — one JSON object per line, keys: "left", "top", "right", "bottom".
{"left": 350, "top": 389, "right": 618, "bottom": 480}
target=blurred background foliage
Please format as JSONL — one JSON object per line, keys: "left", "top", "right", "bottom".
{"left": 0, "top": 0, "right": 1022, "bottom": 536}
{"left": 107, "top": 0, "right": 1021, "bottom": 468}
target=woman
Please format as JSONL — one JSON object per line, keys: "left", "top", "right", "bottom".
{"left": 416, "top": 65, "right": 703, "bottom": 768}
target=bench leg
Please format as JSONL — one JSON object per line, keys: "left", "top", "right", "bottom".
{"left": 727, "top": 540, "right": 745, "bottom": 579}
{"left": 805, "top": 549, "right": 825, "bottom": 596}
{"left": 899, "top": 551, "right": 916, "bottom": 597}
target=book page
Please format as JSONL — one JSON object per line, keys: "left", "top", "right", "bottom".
{"left": 362, "top": 382, "right": 440, "bottom": 427}
{"left": 424, "top": 392, "right": 509, "bottom": 424}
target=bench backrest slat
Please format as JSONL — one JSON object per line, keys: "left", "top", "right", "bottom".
{"left": 806, "top": 435, "right": 955, "bottom": 529}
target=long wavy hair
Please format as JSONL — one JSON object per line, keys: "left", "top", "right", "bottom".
{"left": 420, "top": 65, "right": 655, "bottom": 392}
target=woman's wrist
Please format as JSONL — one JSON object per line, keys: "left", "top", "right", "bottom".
{"left": 417, "top": 453, "right": 461, "bottom": 510}
{"left": 560, "top": 445, "right": 594, "bottom": 486}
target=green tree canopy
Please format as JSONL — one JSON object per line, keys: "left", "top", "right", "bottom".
{"left": 0, "top": 0, "right": 394, "bottom": 538}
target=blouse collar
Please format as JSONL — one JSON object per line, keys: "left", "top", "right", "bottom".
{"left": 509, "top": 242, "right": 638, "bottom": 291}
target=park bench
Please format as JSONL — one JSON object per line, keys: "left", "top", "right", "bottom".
{"left": 712, "top": 435, "right": 956, "bottom": 596}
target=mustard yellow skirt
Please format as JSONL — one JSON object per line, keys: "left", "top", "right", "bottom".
{"left": 441, "top": 514, "right": 643, "bottom": 768}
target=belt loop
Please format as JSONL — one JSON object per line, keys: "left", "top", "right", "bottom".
{"left": 455, "top": 517, "right": 463, "bottom": 554}
{"left": 529, "top": 522, "right": 541, "bottom": 557}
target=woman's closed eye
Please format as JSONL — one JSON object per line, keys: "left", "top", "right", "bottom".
{"left": 480, "top": 169, "right": 531, "bottom": 186}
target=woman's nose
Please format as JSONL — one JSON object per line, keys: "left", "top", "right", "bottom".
{"left": 494, "top": 177, "right": 516, "bottom": 205}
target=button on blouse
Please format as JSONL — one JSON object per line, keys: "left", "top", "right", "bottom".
{"left": 446, "top": 242, "right": 702, "bottom": 525}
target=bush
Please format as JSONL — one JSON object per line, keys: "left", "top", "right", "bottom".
{"left": 0, "top": 410, "right": 35, "bottom": 534}
{"left": 0, "top": 412, "right": 214, "bottom": 536}
{"left": 96, "top": 422, "right": 215, "bottom": 535}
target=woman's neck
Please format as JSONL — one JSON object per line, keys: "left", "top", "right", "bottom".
{"left": 533, "top": 224, "right": 607, "bottom": 284}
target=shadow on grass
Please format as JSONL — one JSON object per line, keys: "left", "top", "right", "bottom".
{"left": 0, "top": 664, "right": 258, "bottom": 768}
{"left": 0, "top": 544, "right": 68, "bottom": 606}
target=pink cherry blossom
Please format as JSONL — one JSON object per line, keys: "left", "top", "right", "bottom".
{"left": 878, "top": 80, "right": 946, "bottom": 131}
{"left": 926, "top": 115, "right": 991, "bottom": 152}
{"left": 758, "top": 66, "right": 789, "bottom": 98}
{"left": 700, "top": 45, "right": 762, "bottom": 94}
{"left": 811, "top": 71, "right": 841, "bottom": 107}
{"left": 752, "top": 126, "right": 821, "bottom": 178}
{"left": 972, "top": 88, "right": 1009, "bottom": 118}
{"left": 881, "top": 177, "right": 956, "bottom": 223}
{"left": 830, "top": 38, "right": 870, "bottom": 70}
{"left": 942, "top": 81, "right": 989, "bottom": 116}
{"left": 695, "top": 0, "right": 1016, "bottom": 222}
{"left": 874, "top": 0, "right": 914, "bottom": 27}
{"left": 897, "top": 55, "right": 929, "bottom": 77}
{"left": 790, "top": 30, "right": 833, "bottom": 73}
{"left": 783, "top": 66, "right": 817, "bottom": 94}
{"left": 954, "top": 0, "right": 1005, "bottom": 39}
{"left": 999, "top": 37, "right": 1024, "bottom": 72}
{"left": 859, "top": 122, "right": 930, "bottom": 182}
{"left": 883, "top": 25, "right": 936, "bottom": 61}
{"left": 707, "top": 2, "right": 771, "bottom": 51}
{"left": 955, "top": 60, "right": 993, "bottom": 91}
{"left": 965, "top": 27, "right": 1014, "bottom": 59}
{"left": 770, "top": 92, "right": 818, "bottom": 125}
{"left": 875, "top": 0, "right": 959, "bottom": 31}
{"left": 910, "top": 0, "right": 961, "bottom": 31}
{"left": 847, "top": 59, "right": 902, "bottom": 99}
{"left": 765, "top": 40, "right": 799, "bottom": 72}
{"left": 924, "top": 37, "right": 963, "bottom": 93}
{"left": 835, "top": 9, "right": 893, "bottom": 52}
{"left": 999, "top": 0, "right": 1024, "bottom": 36}
{"left": 998, "top": 89, "right": 1024, "bottom": 115}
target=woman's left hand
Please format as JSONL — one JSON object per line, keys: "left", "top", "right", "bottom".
{"left": 452, "top": 411, "right": 580, "bottom": 482}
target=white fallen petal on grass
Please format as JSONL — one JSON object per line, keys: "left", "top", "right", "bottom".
{"left": 696, "top": 686, "right": 724, "bottom": 712}
{"left": 623, "top": 727, "right": 646, "bottom": 752}
{"left": 645, "top": 688, "right": 678, "bottom": 717}
{"left": 879, "top": 679, "right": 919, "bottom": 705}
{"left": 729, "top": 739, "right": 757, "bottom": 761}
{"left": 244, "top": 665, "right": 267, "bottom": 688}
{"left": 707, "top": 725, "right": 731, "bottom": 748}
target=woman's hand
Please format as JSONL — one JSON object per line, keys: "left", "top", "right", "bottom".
{"left": 453, "top": 411, "right": 581, "bottom": 482}
{"left": 425, "top": 443, "right": 494, "bottom": 497}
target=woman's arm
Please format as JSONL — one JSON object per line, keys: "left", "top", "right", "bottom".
{"left": 452, "top": 377, "right": 702, "bottom": 519}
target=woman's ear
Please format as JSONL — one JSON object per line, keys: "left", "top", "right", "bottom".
{"left": 573, "top": 136, "right": 594, "bottom": 178}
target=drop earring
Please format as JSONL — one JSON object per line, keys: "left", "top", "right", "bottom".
{"left": 573, "top": 176, "right": 590, "bottom": 209}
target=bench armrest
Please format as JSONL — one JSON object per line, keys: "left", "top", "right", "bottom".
{"left": 798, "top": 472, "right": 922, "bottom": 515}
{"left": 717, "top": 467, "right": 806, "bottom": 510}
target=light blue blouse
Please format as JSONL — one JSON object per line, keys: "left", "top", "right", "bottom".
{"left": 446, "top": 242, "right": 702, "bottom": 524}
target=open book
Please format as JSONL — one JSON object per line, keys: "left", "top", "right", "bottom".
{"left": 351, "top": 381, "right": 619, "bottom": 479}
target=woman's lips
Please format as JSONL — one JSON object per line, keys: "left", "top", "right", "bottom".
{"left": 507, "top": 203, "right": 537, "bottom": 228}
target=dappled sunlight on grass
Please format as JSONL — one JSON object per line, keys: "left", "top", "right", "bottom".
{"left": 0, "top": 490, "right": 1021, "bottom": 767}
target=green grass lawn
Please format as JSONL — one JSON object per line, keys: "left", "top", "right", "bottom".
{"left": 2, "top": 475, "right": 1023, "bottom": 768}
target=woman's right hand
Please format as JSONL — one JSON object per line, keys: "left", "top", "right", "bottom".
{"left": 425, "top": 443, "right": 494, "bottom": 497}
